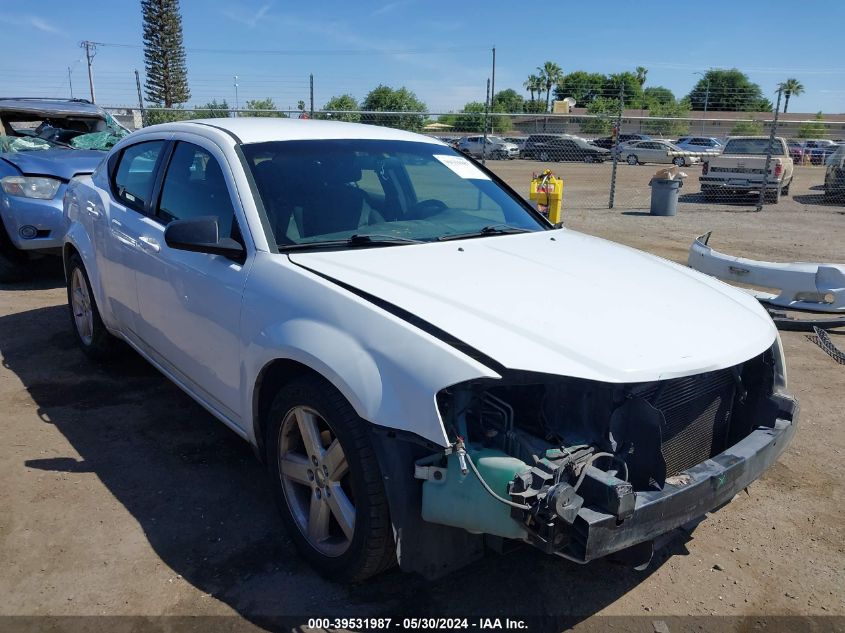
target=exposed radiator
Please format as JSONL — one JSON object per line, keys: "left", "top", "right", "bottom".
{"left": 647, "top": 369, "right": 736, "bottom": 478}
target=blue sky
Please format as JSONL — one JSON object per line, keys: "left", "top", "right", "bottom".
{"left": 1, "top": 0, "right": 843, "bottom": 114}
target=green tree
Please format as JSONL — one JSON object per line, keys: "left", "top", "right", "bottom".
{"left": 778, "top": 78, "right": 805, "bottom": 113}
{"left": 451, "top": 102, "right": 510, "bottom": 133}
{"left": 635, "top": 66, "right": 648, "bottom": 87}
{"left": 492, "top": 89, "right": 524, "bottom": 114}
{"left": 537, "top": 61, "right": 564, "bottom": 113}
{"left": 192, "top": 99, "right": 229, "bottom": 118}
{"left": 581, "top": 97, "right": 619, "bottom": 135}
{"left": 144, "top": 106, "right": 190, "bottom": 125}
{"left": 142, "top": 0, "right": 190, "bottom": 107}
{"left": 523, "top": 74, "right": 543, "bottom": 103}
{"left": 643, "top": 86, "right": 676, "bottom": 107}
{"left": 321, "top": 94, "right": 360, "bottom": 122}
{"left": 730, "top": 120, "right": 764, "bottom": 135}
{"left": 362, "top": 85, "right": 427, "bottom": 131}
{"left": 604, "top": 72, "right": 644, "bottom": 108}
{"left": 641, "top": 100, "right": 690, "bottom": 137}
{"left": 797, "top": 112, "right": 827, "bottom": 139}
{"left": 245, "top": 98, "right": 285, "bottom": 117}
{"left": 553, "top": 71, "right": 605, "bottom": 106}
{"left": 686, "top": 69, "right": 770, "bottom": 112}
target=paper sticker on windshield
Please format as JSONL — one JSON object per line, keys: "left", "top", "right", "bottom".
{"left": 434, "top": 154, "right": 490, "bottom": 180}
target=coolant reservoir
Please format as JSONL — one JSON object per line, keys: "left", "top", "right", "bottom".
{"left": 421, "top": 446, "right": 530, "bottom": 540}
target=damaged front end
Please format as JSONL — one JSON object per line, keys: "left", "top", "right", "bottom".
{"left": 415, "top": 343, "right": 797, "bottom": 566}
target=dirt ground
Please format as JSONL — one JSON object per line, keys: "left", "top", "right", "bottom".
{"left": 0, "top": 160, "right": 843, "bottom": 632}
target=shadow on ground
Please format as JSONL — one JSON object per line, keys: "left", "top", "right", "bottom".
{"left": 0, "top": 256, "right": 65, "bottom": 291}
{"left": 1, "top": 304, "right": 690, "bottom": 631}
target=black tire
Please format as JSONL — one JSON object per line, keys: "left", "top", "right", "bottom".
{"left": 66, "top": 253, "right": 121, "bottom": 360}
{"left": 626, "top": 154, "right": 639, "bottom": 166}
{"left": 265, "top": 375, "right": 395, "bottom": 583}
{"left": 672, "top": 157, "right": 685, "bottom": 167}
{"left": 781, "top": 180, "right": 790, "bottom": 196}
{"left": 764, "top": 189, "right": 779, "bottom": 204}
{"left": 0, "top": 224, "right": 30, "bottom": 283}
{"left": 584, "top": 154, "right": 595, "bottom": 163}
{"left": 538, "top": 150, "right": 550, "bottom": 162}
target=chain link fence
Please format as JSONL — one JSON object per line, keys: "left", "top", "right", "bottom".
{"left": 103, "top": 105, "right": 845, "bottom": 214}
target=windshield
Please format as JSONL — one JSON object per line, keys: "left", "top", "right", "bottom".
{"left": 0, "top": 111, "right": 127, "bottom": 153}
{"left": 241, "top": 139, "right": 547, "bottom": 249}
{"left": 724, "top": 138, "right": 784, "bottom": 156}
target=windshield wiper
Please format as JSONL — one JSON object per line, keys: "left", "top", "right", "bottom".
{"left": 279, "top": 233, "right": 423, "bottom": 252}
{"left": 437, "top": 224, "right": 533, "bottom": 242}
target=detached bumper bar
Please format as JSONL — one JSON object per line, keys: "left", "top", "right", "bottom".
{"left": 567, "top": 393, "right": 798, "bottom": 562}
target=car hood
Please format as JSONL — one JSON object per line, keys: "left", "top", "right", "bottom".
{"left": 0, "top": 149, "right": 105, "bottom": 180}
{"left": 289, "top": 230, "right": 776, "bottom": 383}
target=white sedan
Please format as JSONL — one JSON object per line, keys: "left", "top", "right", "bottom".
{"left": 619, "top": 140, "right": 701, "bottom": 166}
{"left": 63, "top": 118, "right": 797, "bottom": 581}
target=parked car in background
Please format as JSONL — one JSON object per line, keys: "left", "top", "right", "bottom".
{"left": 63, "top": 117, "right": 797, "bottom": 582}
{"left": 533, "top": 137, "right": 610, "bottom": 163}
{"left": 590, "top": 133, "right": 652, "bottom": 150}
{"left": 521, "top": 133, "right": 583, "bottom": 159}
{"left": 618, "top": 140, "right": 700, "bottom": 166}
{"left": 674, "top": 136, "right": 723, "bottom": 153}
{"left": 787, "top": 139, "right": 805, "bottom": 163}
{"left": 0, "top": 98, "right": 127, "bottom": 281}
{"left": 699, "top": 136, "right": 794, "bottom": 203}
{"left": 802, "top": 139, "right": 839, "bottom": 165}
{"left": 824, "top": 144, "right": 845, "bottom": 201}
{"left": 503, "top": 137, "right": 528, "bottom": 152}
{"left": 457, "top": 135, "right": 519, "bottom": 160}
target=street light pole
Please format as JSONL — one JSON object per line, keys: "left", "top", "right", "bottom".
{"left": 233, "top": 75, "right": 239, "bottom": 117}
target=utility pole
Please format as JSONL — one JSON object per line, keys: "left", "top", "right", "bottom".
{"left": 80, "top": 40, "right": 97, "bottom": 103}
{"left": 756, "top": 87, "right": 783, "bottom": 212}
{"left": 694, "top": 71, "right": 710, "bottom": 133}
{"left": 134, "top": 69, "right": 145, "bottom": 127}
{"left": 233, "top": 75, "right": 239, "bottom": 117}
{"left": 490, "top": 46, "right": 496, "bottom": 133}
{"left": 68, "top": 66, "right": 74, "bottom": 98}
{"left": 309, "top": 74, "right": 314, "bottom": 118}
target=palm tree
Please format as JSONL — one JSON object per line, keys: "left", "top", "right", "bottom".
{"left": 537, "top": 61, "right": 563, "bottom": 113}
{"left": 636, "top": 66, "right": 648, "bottom": 87}
{"left": 778, "top": 78, "right": 804, "bottom": 113}
{"left": 523, "top": 74, "right": 543, "bottom": 111}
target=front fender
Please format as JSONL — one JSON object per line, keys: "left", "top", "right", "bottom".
{"left": 242, "top": 253, "right": 501, "bottom": 448}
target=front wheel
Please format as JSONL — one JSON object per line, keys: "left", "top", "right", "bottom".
{"left": 266, "top": 376, "right": 395, "bottom": 582}
{"left": 584, "top": 155, "right": 595, "bottom": 163}
{"left": 538, "top": 150, "right": 550, "bottom": 162}
{"left": 672, "top": 157, "right": 685, "bottom": 167}
{"left": 626, "top": 154, "right": 639, "bottom": 165}
{"left": 66, "top": 253, "right": 121, "bottom": 360}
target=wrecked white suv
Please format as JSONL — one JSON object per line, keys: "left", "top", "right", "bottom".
{"left": 63, "top": 119, "right": 797, "bottom": 581}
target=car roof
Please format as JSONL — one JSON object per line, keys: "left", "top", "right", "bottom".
{"left": 145, "top": 118, "right": 448, "bottom": 146}
{"left": 0, "top": 98, "right": 105, "bottom": 117}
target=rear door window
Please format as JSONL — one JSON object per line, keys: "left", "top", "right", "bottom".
{"left": 112, "top": 140, "right": 165, "bottom": 213}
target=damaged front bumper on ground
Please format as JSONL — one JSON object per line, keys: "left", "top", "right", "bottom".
{"left": 688, "top": 231, "right": 845, "bottom": 313}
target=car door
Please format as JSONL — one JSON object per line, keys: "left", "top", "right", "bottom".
{"left": 101, "top": 139, "right": 168, "bottom": 334}
{"left": 132, "top": 138, "right": 251, "bottom": 425}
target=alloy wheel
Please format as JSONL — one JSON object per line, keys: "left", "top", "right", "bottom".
{"left": 70, "top": 268, "right": 94, "bottom": 346}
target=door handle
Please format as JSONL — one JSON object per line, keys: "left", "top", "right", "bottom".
{"left": 85, "top": 201, "right": 101, "bottom": 218}
{"left": 138, "top": 236, "right": 161, "bottom": 253}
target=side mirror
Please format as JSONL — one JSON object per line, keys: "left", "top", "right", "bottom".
{"left": 164, "top": 216, "right": 245, "bottom": 262}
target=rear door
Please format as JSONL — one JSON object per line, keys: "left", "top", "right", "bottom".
{"left": 132, "top": 138, "right": 251, "bottom": 424}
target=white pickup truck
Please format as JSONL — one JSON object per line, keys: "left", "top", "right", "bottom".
{"left": 699, "top": 136, "right": 794, "bottom": 203}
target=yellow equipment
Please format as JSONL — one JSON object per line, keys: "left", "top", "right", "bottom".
{"left": 529, "top": 170, "right": 564, "bottom": 224}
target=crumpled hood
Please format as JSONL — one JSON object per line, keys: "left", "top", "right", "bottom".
{"left": 289, "top": 230, "right": 777, "bottom": 383}
{"left": 1, "top": 149, "right": 105, "bottom": 180}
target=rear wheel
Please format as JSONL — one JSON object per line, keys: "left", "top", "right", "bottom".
{"left": 626, "top": 154, "right": 639, "bottom": 166}
{"left": 539, "top": 150, "right": 550, "bottom": 162}
{"left": 266, "top": 376, "right": 395, "bottom": 582}
{"left": 764, "top": 188, "right": 780, "bottom": 204}
{"left": 66, "top": 253, "right": 121, "bottom": 360}
{"left": 672, "top": 157, "right": 685, "bottom": 167}
{"left": 584, "top": 154, "right": 595, "bottom": 163}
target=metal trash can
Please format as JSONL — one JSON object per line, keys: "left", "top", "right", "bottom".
{"left": 649, "top": 178, "right": 683, "bottom": 216}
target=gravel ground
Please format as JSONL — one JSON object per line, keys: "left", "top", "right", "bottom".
{"left": 0, "top": 160, "right": 842, "bottom": 632}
